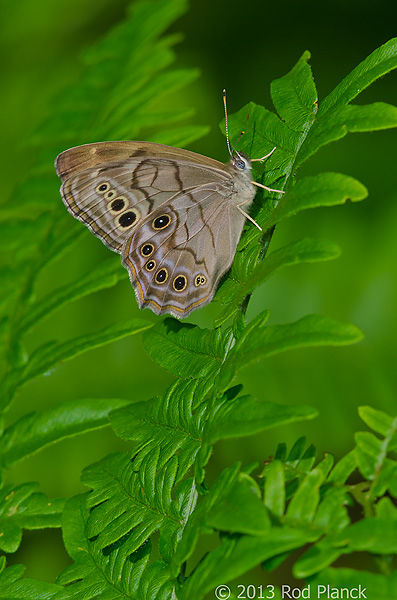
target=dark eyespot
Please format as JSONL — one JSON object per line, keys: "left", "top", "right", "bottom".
{"left": 195, "top": 274, "right": 207, "bottom": 287}
{"left": 141, "top": 243, "right": 154, "bottom": 257}
{"left": 96, "top": 182, "right": 110, "bottom": 193}
{"left": 153, "top": 215, "right": 170, "bottom": 230}
{"left": 173, "top": 275, "right": 187, "bottom": 292}
{"left": 118, "top": 211, "right": 137, "bottom": 228}
{"left": 111, "top": 198, "right": 125, "bottom": 212}
{"left": 145, "top": 260, "right": 156, "bottom": 271}
{"left": 155, "top": 268, "right": 168, "bottom": 284}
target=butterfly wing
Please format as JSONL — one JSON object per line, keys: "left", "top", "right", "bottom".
{"left": 56, "top": 141, "right": 225, "bottom": 179}
{"left": 56, "top": 142, "right": 231, "bottom": 253}
{"left": 56, "top": 141, "right": 251, "bottom": 318}
{"left": 122, "top": 182, "right": 246, "bottom": 317}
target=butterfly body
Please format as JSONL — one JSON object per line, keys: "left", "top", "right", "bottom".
{"left": 56, "top": 141, "right": 257, "bottom": 318}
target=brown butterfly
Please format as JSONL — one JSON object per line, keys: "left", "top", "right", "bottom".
{"left": 55, "top": 92, "right": 283, "bottom": 318}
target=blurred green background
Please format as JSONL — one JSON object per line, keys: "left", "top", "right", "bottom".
{"left": 1, "top": 0, "right": 396, "bottom": 585}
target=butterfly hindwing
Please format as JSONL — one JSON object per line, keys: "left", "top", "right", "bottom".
{"left": 122, "top": 185, "right": 246, "bottom": 317}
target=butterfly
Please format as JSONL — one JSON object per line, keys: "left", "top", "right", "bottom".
{"left": 55, "top": 92, "right": 283, "bottom": 318}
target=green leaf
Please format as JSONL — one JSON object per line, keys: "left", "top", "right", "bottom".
{"left": 23, "top": 318, "right": 153, "bottom": 385}
{"left": 298, "top": 101, "right": 397, "bottom": 166}
{"left": 225, "top": 41, "right": 397, "bottom": 236}
{"left": 228, "top": 313, "right": 363, "bottom": 374}
{"left": 270, "top": 50, "right": 318, "bottom": 132}
{"left": 18, "top": 258, "right": 127, "bottom": 333}
{"left": 0, "top": 483, "right": 65, "bottom": 553}
{"left": 205, "top": 472, "right": 271, "bottom": 535}
{"left": 313, "top": 486, "right": 351, "bottom": 531}
{"left": 333, "top": 513, "right": 397, "bottom": 554}
{"left": 328, "top": 450, "right": 357, "bottom": 484}
{"left": 217, "top": 238, "right": 340, "bottom": 322}
{"left": 80, "top": 451, "right": 188, "bottom": 562}
{"left": 0, "top": 0, "right": 207, "bottom": 419}
{"left": 355, "top": 431, "right": 384, "bottom": 462}
{"left": 178, "top": 529, "right": 317, "bottom": 600}
{"left": 0, "top": 562, "right": 61, "bottom": 599}
{"left": 294, "top": 537, "right": 346, "bottom": 579}
{"left": 0, "top": 398, "right": 132, "bottom": 468}
{"left": 172, "top": 463, "right": 241, "bottom": 571}
{"left": 224, "top": 101, "right": 296, "bottom": 170}
{"left": 0, "top": 216, "right": 50, "bottom": 254}
{"left": 354, "top": 423, "right": 397, "bottom": 497}
{"left": 319, "top": 38, "right": 397, "bottom": 113}
{"left": 309, "top": 568, "right": 397, "bottom": 600}
{"left": 264, "top": 460, "right": 285, "bottom": 516}
{"left": 55, "top": 494, "right": 176, "bottom": 599}
{"left": 286, "top": 468, "right": 324, "bottom": 523}
{"left": 208, "top": 395, "right": 317, "bottom": 442}
{"left": 293, "top": 488, "right": 350, "bottom": 577}
{"left": 287, "top": 437, "right": 308, "bottom": 463}
{"left": 142, "top": 319, "right": 225, "bottom": 379}
{"left": 110, "top": 380, "right": 207, "bottom": 482}
{"left": 359, "top": 406, "right": 397, "bottom": 448}
{"left": 263, "top": 173, "right": 367, "bottom": 230}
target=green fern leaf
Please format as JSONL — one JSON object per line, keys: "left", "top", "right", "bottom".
{"left": 308, "top": 568, "right": 397, "bottom": 600}
{"left": 218, "top": 42, "right": 397, "bottom": 320}
{"left": 142, "top": 319, "right": 226, "bottom": 380}
{"left": 0, "top": 0, "right": 205, "bottom": 413}
{"left": 0, "top": 558, "right": 61, "bottom": 599}
{"left": 0, "top": 398, "right": 132, "bottom": 468}
{"left": 216, "top": 237, "right": 341, "bottom": 321}
{"left": 354, "top": 406, "right": 397, "bottom": 496}
{"left": 0, "top": 483, "right": 64, "bottom": 553}
{"left": 54, "top": 495, "right": 176, "bottom": 599}
{"left": 111, "top": 379, "right": 211, "bottom": 481}
{"left": 18, "top": 258, "right": 127, "bottom": 334}
{"left": 178, "top": 528, "right": 315, "bottom": 600}
{"left": 207, "top": 395, "right": 317, "bottom": 442}
{"left": 1, "top": 319, "right": 152, "bottom": 410}
{"left": 225, "top": 313, "right": 363, "bottom": 378}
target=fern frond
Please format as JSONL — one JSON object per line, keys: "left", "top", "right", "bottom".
{"left": 0, "top": 483, "right": 65, "bottom": 553}
{"left": 0, "top": 557, "right": 61, "bottom": 598}
{"left": 0, "top": 0, "right": 205, "bottom": 411}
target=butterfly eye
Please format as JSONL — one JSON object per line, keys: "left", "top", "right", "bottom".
{"left": 96, "top": 182, "right": 110, "bottom": 193}
{"left": 117, "top": 209, "right": 139, "bottom": 229}
{"left": 108, "top": 196, "right": 127, "bottom": 214}
{"left": 235, "top": 159, "right": 245, "bottom": 170}
{"left": 155, "top": 268, "right": 168, "bottom": 284}
{"left": 173, "top": 275, "right": 187, "bottom": 292}
{"left": 141, "top": 243, "right": 154, "bottom": 257}
{"left": 152, "top": 215, "right": 170, "bottom": 230}
{"left": 145, "top": 260, "right": 156, "bottom": 271}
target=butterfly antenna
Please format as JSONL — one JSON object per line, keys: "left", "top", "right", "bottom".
{"left": 223, "top": 89, "right": 233, "bottom": 159}
{"left": 231, "top": 130, "right": 245, "bottom": 155}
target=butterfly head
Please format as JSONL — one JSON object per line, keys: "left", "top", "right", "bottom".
{"left": 231, "top": 152, "right": 252, "bottom": 174}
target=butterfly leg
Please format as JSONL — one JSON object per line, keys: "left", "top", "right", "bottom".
{"left": 251, "top": 180, "right": 285, "bottom": 194}
{"left": 236, "top": 199, "right": 262, "bottom": 231}
{"left": 251, "top": 146, "right": 277, "bottom": 162}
